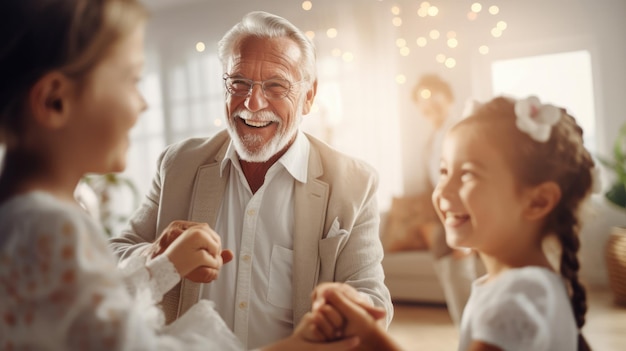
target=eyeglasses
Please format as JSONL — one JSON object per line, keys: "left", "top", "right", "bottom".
{"left": 223, "top": 74, "right": 302, "bottom": 100}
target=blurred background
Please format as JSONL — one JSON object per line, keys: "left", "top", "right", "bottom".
{"left": 118, "top": 0, "right": 626, "bottom": 287}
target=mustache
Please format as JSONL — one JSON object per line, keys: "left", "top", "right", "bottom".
{"left": 234, "top": 108, "right": 281, "bottom": 123}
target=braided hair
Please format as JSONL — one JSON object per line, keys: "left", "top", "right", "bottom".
{"left": 469, "top": 96, "right": 594, "bottom": 351}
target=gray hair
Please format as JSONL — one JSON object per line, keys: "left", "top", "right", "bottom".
{"left": 217, "top": 11, "right": 317, "bottom": 84}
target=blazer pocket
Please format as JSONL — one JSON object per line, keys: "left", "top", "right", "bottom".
{"left": 267, "top": 244, "right": 294, "bottom": 310}
{"left": 318, "top": 225, "right": 350, "bottom": 280}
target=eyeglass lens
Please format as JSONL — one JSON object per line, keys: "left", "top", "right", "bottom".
{"left": 225, "top": 77, "right": 292, "bottom": 99}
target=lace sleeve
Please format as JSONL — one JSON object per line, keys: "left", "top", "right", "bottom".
{"left": 118, "top": 253, "right": 180, "bottom": 301}
{"left": 470, "top": 272, "right": 553, "bottom": 351}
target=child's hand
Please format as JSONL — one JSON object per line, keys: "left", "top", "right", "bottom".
{"left": 299, "top": 289, "right": 400, "bottom": 351}
{"left": 295, "top": 304, "right": 346, "bottom": 342}
{"left": 146, "top": 220, "right": 200, "bottom": 258}
{"left": 312, "top": 283, "right": 386, "bottom": 320}
{"left": 310, "top": 282, "right": 387, "bottom": 341}
{"left": 293, "top": 310, "right": 329, "bottom": 342}
{"left": 321, "top": 289, "right": 405, "bottom": 351}
{"left": 185, "top": 249, "right": 233, "bottom": 283}
{"left": 321, "top": 289, "right": 383, "bottom": 340}
{"left": 265, "top": 314, "right": 359, "bottom": 351}
{"left": 161, "top": 222, "right": 233, "bottom": 282}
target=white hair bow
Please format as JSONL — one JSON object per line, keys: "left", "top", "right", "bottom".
{"left": 514, "top": 96, "right": 561, "bottom": 142}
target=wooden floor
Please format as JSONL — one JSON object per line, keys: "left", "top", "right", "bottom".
{"left": 388, "top": 286, "right": 626, "bottom": 351}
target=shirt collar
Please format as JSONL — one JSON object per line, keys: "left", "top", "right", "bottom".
{"left": 220, "top": 130, "right": 309, "bottom": 183}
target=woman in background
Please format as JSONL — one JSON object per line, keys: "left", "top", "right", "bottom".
{"left": 412, "top": 74, "right": 479, "bottom": 326}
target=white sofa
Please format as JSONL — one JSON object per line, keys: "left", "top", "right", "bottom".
{"left": 380, "top": 211, "right": 447, "bottom": 304}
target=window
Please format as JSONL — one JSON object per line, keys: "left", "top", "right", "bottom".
{"left": 123, "top": 50, "right": 225, "bottom": 197}
{"left": 491, "top": 50, "right": 597, "bottom": 150}
{"left": 124, "top": 49, "right": 166, "bottom": 197}
{"left": 166, "top": 53, "right": 225, "bottom": 142}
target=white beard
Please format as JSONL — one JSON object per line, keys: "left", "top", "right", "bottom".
{"left": 227, "top": 107, "right": 302, "bottom": 163}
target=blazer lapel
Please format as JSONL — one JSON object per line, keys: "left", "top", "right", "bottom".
{"left": 293, "top": 143, "right": 328, "bottom": 322}
{"left": 189, "top": 163, "right": 228, "bottom": 226}
{"left": 178, "top": 141, "right": 230, "bottom": 318}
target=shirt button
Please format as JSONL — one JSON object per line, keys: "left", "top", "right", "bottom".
{"left": 247, "top": 209, "right": 256, "bottom": 216}
{"left": 242, "top": 254, "right": 251, "bottom": 262}
{"left": 239, "top": 301, "right": 247, "bottom": 309}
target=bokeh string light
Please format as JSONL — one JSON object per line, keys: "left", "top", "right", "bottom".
{"left": 292, "top": 0, "right": 508, "bottom": 83}
{"left": 390, "top": 1, "right": 508, "bottom": 75}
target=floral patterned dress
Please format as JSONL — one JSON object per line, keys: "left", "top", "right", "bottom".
{"left": 0, "top": 191, "right": 243, "bottom": 351}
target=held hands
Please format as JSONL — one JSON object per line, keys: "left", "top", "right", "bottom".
{"left": 313, "top": 288, "right": 402, "bottom": 351}
{"left": 261, "top": 329, "right": 359, "bottom": 351}
{"left": 147, "top": 220, "right": 233, "bottom": 283}
{"left": 302, "top": 283, "right": 386, "bottom": 342}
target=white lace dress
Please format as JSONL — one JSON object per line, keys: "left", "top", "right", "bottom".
{"left": 0, "top": 191, "right": 243, "bottom": 351}
{"left": 458, "top": 266, "right": 578, "bottom": 351}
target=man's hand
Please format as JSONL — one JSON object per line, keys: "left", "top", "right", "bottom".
{"left": 312, "top": 283, "right": 386, "bottom": 320}
{"left": 185, "top": 249, "right": 234, "bottom": 283}
{"left": 310, "top": 283, "right": 386, "bottom": 341}
{"left": 320, "top": 289, "right": 401, "bottom": 351}
{"left": 263, "top": 313, "right": 360, "bottom": 351}
{"left": 149, "top": 220, "right": 233, "bottom": 283}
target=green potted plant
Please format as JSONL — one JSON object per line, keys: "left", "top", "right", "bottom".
{"left": 598, "top": 123, "right": 626, "bottom": 208}
{"left": 599, "top": 122, "right": 626, "bottom": 305}
{"left": 79, "top": 173, "right": 140, "bottom": 236}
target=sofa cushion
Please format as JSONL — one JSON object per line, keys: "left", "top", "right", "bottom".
{"left": 381, "top": 194, "right": 440, "bottom": 252}
{"left": 383, "top": 250, "right": 438, "bottom": 277}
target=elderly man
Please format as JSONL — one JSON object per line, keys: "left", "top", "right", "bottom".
{"left": 110, "top": 11, "right": 392, "bottom": 350}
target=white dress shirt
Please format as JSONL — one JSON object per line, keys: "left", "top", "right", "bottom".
{"left": 201, "top": 131, "right": 309, "bottom": 350}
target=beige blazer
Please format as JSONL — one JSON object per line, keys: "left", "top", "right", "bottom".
{"left": 110, "top": 130, "right": 393, "bottom": 327}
